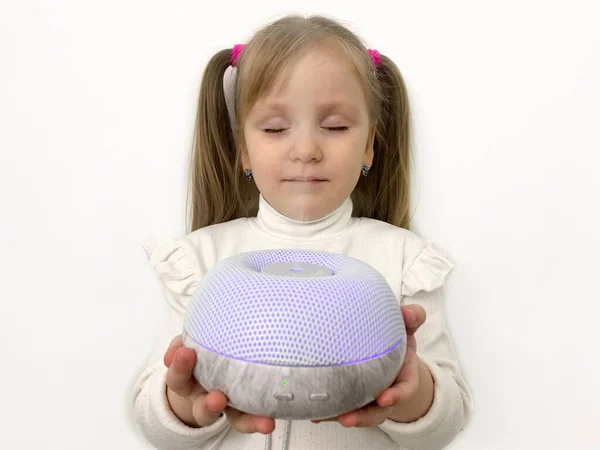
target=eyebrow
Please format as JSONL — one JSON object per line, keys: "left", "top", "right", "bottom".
{"left": 317, "top": 100, "right": 359, "bottom": 116}
{"left": 255, "top": 100, "right": 359, "bottom": 116}
{"left": 256, "top": 102, "right": 289, "bottom": 114}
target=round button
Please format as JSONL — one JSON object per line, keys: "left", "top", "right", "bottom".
{"left": 261, "top": 262, "right": 333, "bottom": 277}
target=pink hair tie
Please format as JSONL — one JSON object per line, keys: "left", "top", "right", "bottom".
{"left": 367, "top": 48, "right": 380, "bottom": 68}
{"left": 231, "top": 44, "right": 245, "bottom": 67}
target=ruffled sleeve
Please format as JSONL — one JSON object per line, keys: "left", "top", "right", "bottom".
{"left": 142, "top": 237, "right": 200, "bottom": 298}
{"left": 133, "top": 237, "right": 232, "bottom": 449}
{"left": 401, "top": 241, "right": 454, "bottom": 297}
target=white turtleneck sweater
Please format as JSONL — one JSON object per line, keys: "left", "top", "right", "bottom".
{"left": 131, "top": 195, "right": 473, "bottom": 450}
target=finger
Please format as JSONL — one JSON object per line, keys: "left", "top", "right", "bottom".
{"left": 225, "top": 407, "right": 275, "bottom": 434}
{"left": 405, "top": 332, "right": 417, "bottom": 354}
{"left": 192, "top": 391, "right": 228, "bottom": 427}
{"left": 337, "top": 403, "right": 393, "bottom": 428}
{"left": 377, "top": 348, "right": 420, "bottom": 407}
{"left": 204, "top": 390, "right": 228, "bottom": 413}
{"left": 165, "top": 347, "right": 198, "bottom": 397}
{"left": 164, "top": 335, "right": 184, "bottom": 368}
{"left": 402, "top": 305, "right": 426, "bottom": 333}
{"left": 311, "top": 417, "right": 336, "bottom": 423}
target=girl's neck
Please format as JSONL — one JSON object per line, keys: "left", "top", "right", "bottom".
{"left": 253, "top": 194, "right": 355, "bottom": 240}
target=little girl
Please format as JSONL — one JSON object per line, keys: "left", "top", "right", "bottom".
{"left": 132, "top": 14, "right": 473, "bottom": 450}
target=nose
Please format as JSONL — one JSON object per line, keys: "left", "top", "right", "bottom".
{"left": 289, "top": 127, "right": 322, "bottom": 162}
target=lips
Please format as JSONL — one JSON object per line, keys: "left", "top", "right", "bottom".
{"left": 286, "top": 177, "right": 326, "bottom": 182}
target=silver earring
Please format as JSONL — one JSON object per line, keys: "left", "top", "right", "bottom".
{"left": 362, "top": 164, "right": 371, "bottom": 176}
{"left": 244, "top": 169, "right": 253, "bottom": 181}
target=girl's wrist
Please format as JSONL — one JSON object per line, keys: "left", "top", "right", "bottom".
{"left": 387, "top": 358, "right": 434, "bottom": 423}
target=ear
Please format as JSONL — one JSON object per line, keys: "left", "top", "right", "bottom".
{"left": 364, "top": 124, "right": 376, "bottom": 165}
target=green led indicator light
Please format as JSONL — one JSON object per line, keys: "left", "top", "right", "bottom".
{"left": 282, "top": 380, "right": 287, "bottom": 385}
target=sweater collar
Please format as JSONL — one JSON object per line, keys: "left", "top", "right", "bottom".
{"left": 252, "top": 194, "right": 355, "bottom": 240}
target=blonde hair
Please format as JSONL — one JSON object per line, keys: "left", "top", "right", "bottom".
{"left": 187, "top": 14, "right": 412, "bottom": 233}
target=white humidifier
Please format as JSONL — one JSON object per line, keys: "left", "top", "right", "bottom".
{"left": 182, "top": 249, "right": 406, "bottom": 420}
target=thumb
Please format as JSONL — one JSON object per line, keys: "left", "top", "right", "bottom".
{"left": 164, "top": 335, "right": 184, "bottom": 368}
{"left": 166, "top": 347, "right": 199, "bottom": 397}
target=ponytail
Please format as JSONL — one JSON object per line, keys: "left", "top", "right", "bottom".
{"left": 186, "top": 49, "right": 259, "bottom": 232}
{"left": 352, "top": 53, "right": 412, "bottom": 230}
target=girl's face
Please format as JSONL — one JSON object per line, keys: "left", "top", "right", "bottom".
{"left": 242, "top": 42, "right": 374, "bottom": 221}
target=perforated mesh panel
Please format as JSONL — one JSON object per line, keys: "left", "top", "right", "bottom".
{"left": 184, "top": 249, "right": 404, "bottom": 367}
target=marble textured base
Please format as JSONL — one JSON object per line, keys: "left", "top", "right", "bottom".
{"left": 183, "top": 332, "right": 405, "bottom": 420}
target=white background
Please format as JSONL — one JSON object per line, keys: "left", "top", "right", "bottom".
{"left": 1, "top": 1, "right": 599, "bottom": 449}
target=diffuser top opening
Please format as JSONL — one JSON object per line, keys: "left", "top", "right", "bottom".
{"left": 261, "top": 261, "right": 333, "bottom": 278}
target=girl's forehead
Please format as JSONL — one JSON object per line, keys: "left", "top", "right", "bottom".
{"left": 242, "top": 40, "right": 370, "bottom": 119}
{"left": 280, "top": 45, "right": 354, "bottom": 81}
{"left": 264, "top": 52, "right": 362, "bottom": 99}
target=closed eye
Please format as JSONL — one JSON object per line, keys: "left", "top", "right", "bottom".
{"left": 263, "top": 128, "right": 287, "bottom": 134}
{"left": 263, "top": 127, "right": 348, "bottom": 134}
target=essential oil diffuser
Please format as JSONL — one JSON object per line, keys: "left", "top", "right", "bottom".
{"left": 182, "top": 249, "right": 406, "bottom": 420}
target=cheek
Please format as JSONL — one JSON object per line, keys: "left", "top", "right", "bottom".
{"left": 243, "top": 131, "right": 259, "bottom": 156}
{"left": 244, "top": 133, "right": 269, "bottom": 163}
{"left": 340, "top": 159, "right": 363, "bottom": 185}
{"left": 246, "top": 144, "right": 281, "bottom": 182}
{"left": 250, "top": 147, "right": 280, "bottom": 170}
{"left": 334, "top": 135, "right": 367, "bottom": 168}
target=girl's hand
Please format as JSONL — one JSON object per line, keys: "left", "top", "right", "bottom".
{"left": 164, "top": 335, "right": 275, "bottom": 434}
{"left": 311, "top": 304, "right": 430, "bottom": 427}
